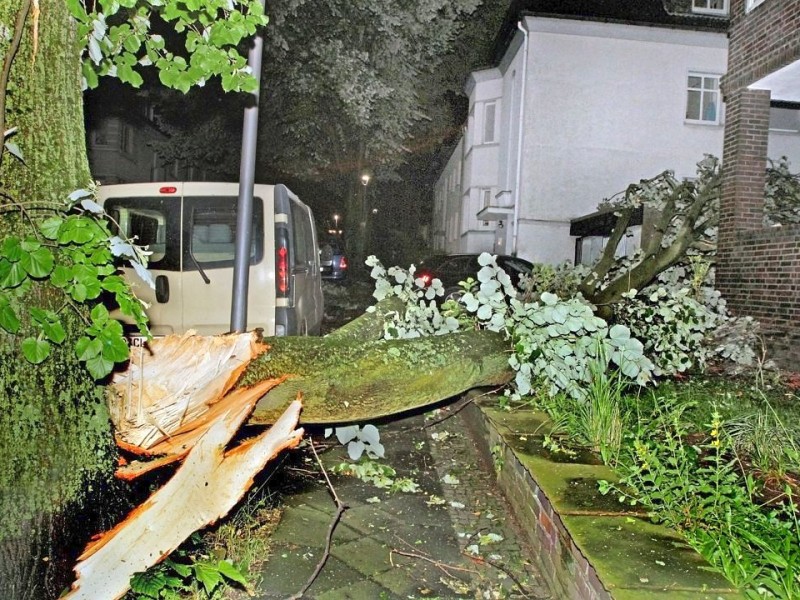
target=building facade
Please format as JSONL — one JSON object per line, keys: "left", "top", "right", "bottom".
{"left": 86, "top": 90, "right": 213, "bottom": 185}
{"left": 717, "top": 0, "right": 800, "bottom": 365}
{"left": 432, "top": 0, "right": 800, "bottom": 268}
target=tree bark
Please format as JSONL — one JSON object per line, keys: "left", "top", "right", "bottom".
{"left": 241, "top": 329, "right": 513, "bottom": 425}
{"left": 0, "top": 4, "right": 112, "bottom": 598}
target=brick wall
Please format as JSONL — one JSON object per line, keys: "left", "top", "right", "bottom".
{"left": 463, "top": 404, "right": 611, "bottom": 600}
{"left": 718, "top": 0, "right": 800, "bottom": 369}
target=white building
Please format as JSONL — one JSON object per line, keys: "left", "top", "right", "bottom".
{"left": 432, "top": 0, "right": 800, "bottom": 265}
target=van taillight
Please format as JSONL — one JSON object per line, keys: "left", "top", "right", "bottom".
{"left": 277, "top": 245, "right": 289, "bottom": 295}
{"left": 339, "top": 256, "right": 348, "bottom": 270}
{"left": 159, "top": 186, "right": 178, "bottom": 194}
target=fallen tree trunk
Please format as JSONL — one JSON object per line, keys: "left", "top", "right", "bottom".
{"left": 65, "top": 398, "right": 304, "bottom": 600}
{"left": 242, "top": 329, "right": 513, "bottom": 425}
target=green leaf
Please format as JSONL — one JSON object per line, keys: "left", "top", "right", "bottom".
{"left": 85, "top": 353, "right": 114, "bottom": 379}
{"left": 1, "top": 262, "right": 27, "bottom": 288}
{"left": 39, "top": 217, "right": 64, "bottom": 240}
{"left": 50, "top": 265, "right": 73, "bottom": 288}
{"left": 21, "top": 337, "right": 51, "bottom": 364}
{"left": 167, "top": 559, "right": 192, "bottom": 578}
{"left": 19, "top": 247, "right": 54, "bottom": 278}
{"left": 0, "top": 296, "right": 20, "bottom": 333}
{"left": 4, "top": 141, "right": 24, "bottom": 162}
{"left": 193, "top": 562, "right": 224, "bottom": 595}
{"left": 75, "top": 336, "right": 102, "bottom": 360}
{"left": 215, "top": 560, "right": 249, "bottom": 586}
{"left": 91, "top": 303, "right": 110, "bottom": 326}
{"left": 2, "top": 236, "right": 22, "bottom": 261}
{"left": 130, "top": 569, "right": 167, "bottom": 598}
{"left": 70, "top": 283, "right": 87, "bottom": 302}
{"left": 30, "top": 309, "right": 66, "bottom": 344}
{"left": 100, "top": 327, "right": 130, "bottom": 362}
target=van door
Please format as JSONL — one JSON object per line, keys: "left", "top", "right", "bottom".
{"left": 288, "top": 198, "right": 323, "bottom": 334}
{"left": 104, "top": 189, "right": 183, "bottom": 335}
{"left": 180, "top": 194, "right": 266, "bottom": 335}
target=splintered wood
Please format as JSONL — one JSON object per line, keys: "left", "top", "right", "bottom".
{"left": 64, "top": 398, "right": 304, "bottom": 600}
{"left": 108, "top": 330, "right": 271, "bottom": 451}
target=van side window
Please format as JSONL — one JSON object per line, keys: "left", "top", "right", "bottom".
{"left": 105, "top": 197, "right": 179, "bottom": 270}
{"left": 185, "top": 196, "right": 264, "bottom": 270}
{"left": 290, "top": 201, "right": 312, "bottom": 268}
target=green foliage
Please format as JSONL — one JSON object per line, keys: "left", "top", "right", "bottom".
{"left": 599, "top": 398, "right": 800, "bottom": 598}
{"left": 617, "top": 286, "right": 717, "bottom": 376}
{"left": 128, "top": 534, "right": 250, "bottom": 599}
{"left": 726, "top": 400, "right": 800, "bottom": 480}
{"left": 258, "top": 0, "right": 483, "bottom": 177}
{"left": 366, "top": 256, "right": 461, "bottom": 339}
{"left": 69, "top": 0, "right": 267, "bottom": 93}
{"left": 0, "top": 187, "right": 150, "bottom": 378}
{"left": 366, "top": 253, "right": 654, "bottom": 402}
{"left": 331, "top": 458, "right": 420, "bottom": 493}
{"left": 764, "top": 156, "right": 800, "bottom": 227}
{"left": 517, "top": 261, "right": 585, "bottom": 303}
{"left": 536, "top": 360, "right": 629, "bottom": 465}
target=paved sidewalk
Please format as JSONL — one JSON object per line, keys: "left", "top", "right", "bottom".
{"left": 254, "top": 406, "right": 548, "bottom": 599}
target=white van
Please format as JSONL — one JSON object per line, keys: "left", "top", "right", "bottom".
{"left": 99, "top": 182, "right": 324, "bottom": 337}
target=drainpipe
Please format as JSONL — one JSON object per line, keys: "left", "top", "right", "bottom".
{"left": 511, "top": 20, "right": 529, "bottom": 257}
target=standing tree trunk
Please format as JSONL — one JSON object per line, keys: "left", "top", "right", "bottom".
{"left": 0, "top": 3, "right": 117, "bottom": 599}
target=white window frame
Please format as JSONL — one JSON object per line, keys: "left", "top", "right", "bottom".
{"left": 691, "top": 0, "right": 729, "bottom": 15}
{"left": 685, "top": 72, "right": 722, "bottom": 125}
{"left": 745, "top": 0, "right": 766, "bottom": 12}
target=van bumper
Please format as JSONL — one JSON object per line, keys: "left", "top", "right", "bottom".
{"left": 275, "top": 307, "right": 297, "bottom": 336}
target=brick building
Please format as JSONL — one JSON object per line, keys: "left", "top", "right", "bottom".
{"left": 718, "top": 0, "right": 800, "bottom": 367}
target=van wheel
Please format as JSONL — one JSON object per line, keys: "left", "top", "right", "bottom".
{"left": 443, "top": 287, "right": 464, "bottom": 303}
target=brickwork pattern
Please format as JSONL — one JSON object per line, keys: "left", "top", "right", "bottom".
{"left": 718, "top": 0, "right": 800, "bottom": 369}
{"left": 723, "top": 0, "right": 800, "bottom": 94}
{"left": 461, "top": 403, "right": 610, "bottom": 600}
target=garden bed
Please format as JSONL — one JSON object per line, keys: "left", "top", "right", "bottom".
{"left": 461, "top": 394, "right": 745, "bottom": 599}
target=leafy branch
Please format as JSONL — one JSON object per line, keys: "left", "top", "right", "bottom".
{"left": 0, "top": 186, "right": 151, "bottom": 378}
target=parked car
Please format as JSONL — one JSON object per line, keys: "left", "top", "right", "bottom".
{"left": 416, "top": 254, "right": 534, "bottom": 300}
{"left": 99, "top": 182, "right": 324, "bottom": 337}
{"left": 319, "top": 239, "right": 348, "bottom": 281}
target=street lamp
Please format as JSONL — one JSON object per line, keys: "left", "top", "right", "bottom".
{"left": 333, "top": 213, "right": 340, "bottom": 233}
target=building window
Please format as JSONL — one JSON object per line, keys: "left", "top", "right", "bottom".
{"left": 769, "top": 106, "right": 800, "bottom": 133}
{"left": 482, "top": 101, "right": 497, "bottom": 144}
{"left": 745, "top": 0, "right": 765, "bottom": 12}
{"left": 691, "top": 0, "right": 728, "bottom": 15}
{"left": 686, "top": 73, "right": 721, "bottom": 124}
{"left": 120, "top": 123, "right": 135, "bottom": 155}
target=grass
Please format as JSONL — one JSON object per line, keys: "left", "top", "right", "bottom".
{"left": 535, "top": 368, "right": 800, "bottom": 599}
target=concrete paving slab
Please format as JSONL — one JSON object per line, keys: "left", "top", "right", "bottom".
{"left": 253, "top": 410, "right": 547, "bottom": 599}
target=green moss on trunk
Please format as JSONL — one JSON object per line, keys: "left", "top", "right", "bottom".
{"left": 0, "top": 3, "right": 113, "bottom": 598}
{"left": 243, "top": 329, "right": 513, "bottom": 425}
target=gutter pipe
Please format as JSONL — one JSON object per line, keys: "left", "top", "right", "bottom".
{"left": 511, "top": 20, "right": 529, "bottom": 257}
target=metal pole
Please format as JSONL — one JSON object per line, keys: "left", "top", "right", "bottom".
{"left": 230, "top": 15, "right": 266, "bottom": 333}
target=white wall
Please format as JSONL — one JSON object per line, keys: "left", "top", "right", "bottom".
{"left": 768, "top": 130, "right": 800, "bottom": 165}
{"left": 432, "top": 15, "right": 734, "bottom": 265}
{"left": 515, "top": 17, "right": 728, "bottom": 263}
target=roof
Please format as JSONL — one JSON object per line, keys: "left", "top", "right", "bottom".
{"left": 492, "top": 0, "right": 728, "bottom": 64}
